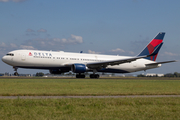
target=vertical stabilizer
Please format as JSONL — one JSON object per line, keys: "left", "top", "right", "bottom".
{"left": 138, "top": 32, "right": 165, "bottom": 61}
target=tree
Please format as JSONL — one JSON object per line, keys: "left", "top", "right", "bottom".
{"left": 174, "top": 72, "right": 180, "bottom": 77}
{"left": 36, "top": 72, "right": 44, "bottom": 77}
{"left": 137, "top": 74, "right": 145, "bottom": 77}
{"left": 164, "top": 73, "right": 174, "bottom": 77}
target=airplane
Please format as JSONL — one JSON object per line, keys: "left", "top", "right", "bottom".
{"left": 2, "top": 32, "right": 176, "bottom": 78}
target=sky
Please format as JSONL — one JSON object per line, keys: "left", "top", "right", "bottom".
{"left": 0, "top": 0, "right": 180, "bottom": 75}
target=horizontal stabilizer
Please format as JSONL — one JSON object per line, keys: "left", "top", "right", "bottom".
{"left": 146, "top": 60, "right": 177, "bottom": 66}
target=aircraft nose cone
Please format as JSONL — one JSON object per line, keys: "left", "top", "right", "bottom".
{"left": 2, "top": 56, "right": 5, "bottom": 62}
{"left": 2, "top": 56, "right": 8, "bottom": 63}
{"left": 2, "top": 55, "right": 13, "bottom": 66}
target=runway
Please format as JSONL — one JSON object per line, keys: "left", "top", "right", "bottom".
{"left": 0, "top": 95, "right": 180, "bottom": 99}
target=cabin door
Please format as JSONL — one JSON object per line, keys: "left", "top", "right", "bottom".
{"left": 21, "top": 53, "right": 26, "bottom": 61}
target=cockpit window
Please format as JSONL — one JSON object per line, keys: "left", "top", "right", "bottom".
{"left": 6, "top": 53, "right": 14, "bottom": 56}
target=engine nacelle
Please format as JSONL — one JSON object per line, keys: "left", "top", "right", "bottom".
{"left": 72, "top": 64, "right": 87, "bottom": 73}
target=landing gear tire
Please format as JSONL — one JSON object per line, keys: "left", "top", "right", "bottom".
{"left": 14, "top": 72, "right": 19, "bottom": 76}
{"left": 13, "top": 67, "right": 18, "bottom": 76}
{"left": 76, "top": 74, "right": 85, "bottom": 78}
{"left": 90, "top": 74, "right": 99, "bottom": 79}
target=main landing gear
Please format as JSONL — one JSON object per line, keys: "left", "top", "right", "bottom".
{"left": 89, "top": 69, "right": 99, "bottom": 79}
{"left": 13, "top": 67, "right": 19, "bottom": 76}
{"left": 75, "top": 73, "right": 100, "bottom": 79}
{"left": 76, "top": 73, "right": 85, "bottom": 78}
{"left": 76, "top": 70, "right": 100, "bottom": 79}
{"left": 89, "top": 74, "right": 99, "bottom": 79}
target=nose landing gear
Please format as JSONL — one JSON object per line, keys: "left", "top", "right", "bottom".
{"left": 13, "top": 67, "right": 19, "bottom": 76}
{"left": 14, "top": 72, "right": 19, "bottom": 76}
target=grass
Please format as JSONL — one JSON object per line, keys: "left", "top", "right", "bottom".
{"left": 0, "top": 77, "right": 180, "bottom": 119}
{"left": 0, "top": 97, "right": 180, "bottom": 120}
{"left": 0, "top": 77, "right": 180, "bottom": 96}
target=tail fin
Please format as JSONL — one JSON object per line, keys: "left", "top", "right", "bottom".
{"left": 138, "top": 32, "right": 165, "bottom": 61}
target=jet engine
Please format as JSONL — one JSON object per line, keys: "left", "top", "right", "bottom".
{"left": 71, "top": 64, "right": 87, "bottom": 73}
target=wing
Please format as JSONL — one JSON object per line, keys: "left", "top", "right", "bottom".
{"left": 64, "top": 55, "right": 151, "bottom": 69}
{"left": 86, "top": 55, "right": 149, "bottom": 69}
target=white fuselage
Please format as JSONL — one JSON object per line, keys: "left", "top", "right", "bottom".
{"left": 2, "top": 50, "right": 161, "bottom": 73}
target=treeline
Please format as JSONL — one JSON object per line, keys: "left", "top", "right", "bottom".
{"left": 36, "top": 72, "right": 44, "bottom": 77}
{"left": 137, "top": 72, "right": 180, "bottom": 77}
{"left": 164, "top": 72, "right": 180, "bottom": 77}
